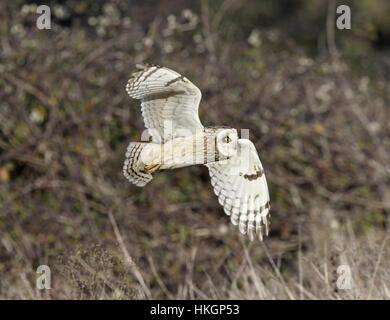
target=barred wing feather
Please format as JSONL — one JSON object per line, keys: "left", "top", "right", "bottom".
{"left": 126, "top": 64, "right": 203, "bottom": 142}
{"left": 207, "top": 139, "right": 271, "bottom": 241}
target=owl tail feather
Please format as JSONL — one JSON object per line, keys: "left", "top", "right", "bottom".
{"left": 123, "top": 142, "right": 156, "bottom": 187}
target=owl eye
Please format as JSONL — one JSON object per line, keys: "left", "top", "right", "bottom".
{"left": 224, "top": 136, "right": 231, "bottom": 143}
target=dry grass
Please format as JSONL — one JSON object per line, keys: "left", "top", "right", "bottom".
{"left": 1, "top": 0, "right": 390, "bottom": 299}
{"left": 2, "top": 216, "right": 390, "bottom": 299}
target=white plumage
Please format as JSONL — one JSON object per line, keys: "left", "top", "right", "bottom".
{"left": 207, "top": 139, "right": 270, "bottom": 241}
{"left": 123, "top": 64, "right": 271, "bottom": 241}
{"left": 125, "top": 63, "right": 203, "bottom": 142}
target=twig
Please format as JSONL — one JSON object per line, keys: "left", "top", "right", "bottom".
{"left": 20, "top": 273, "right": 35, "bottom": 299}
{"left": 294, "top": 283, "right": 317, "bottom": 300}
{"left": 147, "top": 255, "right": 174, "bottom": 299}
{"left": 367, "top": 234, "right": 388, "bottom": 299}
{"left": 201, "top": 0, "right": 217, "bottom": 63}
{"left": 326, "top": 0, "right": 338, "bottom": 60}
{"left": 75, "top": 256, "right": 118, "bottom": 293}
{"left": 108, "top": 210, "right": 151, "bottom": 299}
{"left": 243, "top": 244, "right": 265, "bottom": 299}
{"left": 298, "top": 222, "right": 303, "bottom": 300}
{"left": 261, "top": 242, "right": 295, "bottom": 300}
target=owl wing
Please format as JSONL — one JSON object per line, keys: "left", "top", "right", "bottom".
{"left": 206, "top": 139, "right": 271, "bottom": 241}
{"left": 126, "top": 64, "right": 203, "bottom": 142}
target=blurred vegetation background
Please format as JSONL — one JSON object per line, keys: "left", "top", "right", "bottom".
{"left": 1, "top": 0, "right": 390, "bottom": 299}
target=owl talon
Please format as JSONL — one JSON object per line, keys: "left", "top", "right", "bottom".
{"left": 144, "top": 163, "right": 161, "bottom": 173}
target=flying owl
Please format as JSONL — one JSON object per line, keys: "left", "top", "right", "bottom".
{"left": 123, "top": 64, "right": 270, "bottom": 241}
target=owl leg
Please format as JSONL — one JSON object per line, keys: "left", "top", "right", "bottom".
{"left": 144, "top": 163, "right": 161, "bottom": 173}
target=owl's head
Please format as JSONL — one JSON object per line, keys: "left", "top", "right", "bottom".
{"left": 216, "top": 128, "right": 238, "bottom": 158}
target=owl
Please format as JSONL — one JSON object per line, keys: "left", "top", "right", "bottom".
{"left": 123, "top": 64, "right": 270, "bottom": 241}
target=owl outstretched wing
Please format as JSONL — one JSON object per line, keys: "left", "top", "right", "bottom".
{"left": 126, "top": 64, "right": 203, "bottom": 142}
{"left": 206, "top": 139, "right": 270, "bottom": 241}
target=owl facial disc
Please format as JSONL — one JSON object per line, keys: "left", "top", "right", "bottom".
{"left": 216, "top": 128, "right": 238, "bottom": 158}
